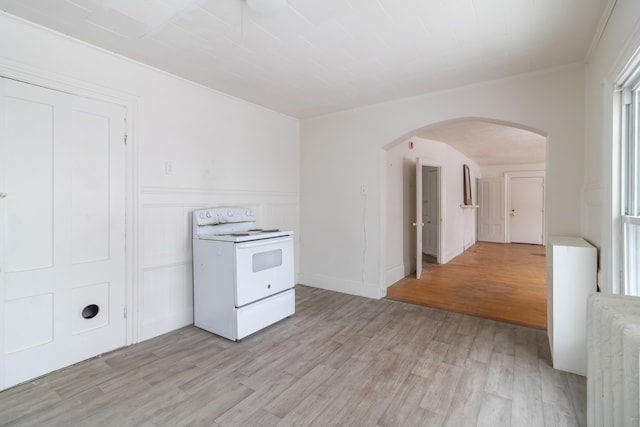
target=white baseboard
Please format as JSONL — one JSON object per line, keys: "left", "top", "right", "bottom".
{"left": 139, "top": 316, "right": 193, "bottom": 342}
{"left": 385, "top": 263, "right": 410, "bottom": 287}
{"left": 298, "top": 273, "right": 384, "bottom": 299}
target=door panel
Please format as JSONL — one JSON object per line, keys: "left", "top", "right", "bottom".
{"left": 4, "top": 293, "right": 53, "bottom": 354}
{"left": 422, "top": 168, "right": 438, "bottom": 255}
{"left": 70, "top": 110, "right": 111, "bottom": 264}
{"left": 415, "top": 160, "right": 441, "bottom": 278}
{"left": 510, "top": 176, "right": 544, "bottom": 244}
{"left": 478, "top": 178, "right": 505, "bottom": 243}
{"left": 4, "top": 95, "right": 54, "bottom": 273}
{"left": 0, "top": 78, "right": 127, "bottom": 390}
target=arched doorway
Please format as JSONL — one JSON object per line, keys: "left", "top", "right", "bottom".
{"left": 383, "top": 117, "right": 548, "bottom": 328}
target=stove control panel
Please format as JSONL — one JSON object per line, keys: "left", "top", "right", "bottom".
{"left": 194, "top": 207, "right": 255, "bottom": 226}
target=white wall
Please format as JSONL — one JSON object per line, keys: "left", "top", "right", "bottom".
{"left": 481, "top": 163, "right": 546, "bottom": 178}
{"left": 583, "top": 0, "right": 640, "bottom": 292}
{"left": 385, "top": 137, "right": 480, "bottom": 285}
{"left": 300, "top": 64, "right": 585, "bottom": 299}
{"left": 0, "top": 13, "right": 300, "bottom": 342}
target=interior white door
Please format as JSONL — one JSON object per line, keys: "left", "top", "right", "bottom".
{"left": 510, "top": 176, "right": 544, "bottom": 244}
{"left": 478, "top": 177, "right": 506, "bottom": 242}
{"left": 0, "top": 78, "right": 127, "bottom": 390}
{"left": 414, "top": 159, "right": 424, "bottom": 279}
{"left": 422, "top": 168, "right": 438, "bottom": 256}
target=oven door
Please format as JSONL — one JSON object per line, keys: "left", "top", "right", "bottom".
{"left": 234, "top": 236, "right": 294, "bottom": 307}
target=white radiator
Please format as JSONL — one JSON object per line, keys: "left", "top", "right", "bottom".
{"left": 587, "top": 293, "right": 640, "bottom": 427}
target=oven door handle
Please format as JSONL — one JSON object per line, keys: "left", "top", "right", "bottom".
{"left": 237, "top": 236, "right": 293, "bottom": 249}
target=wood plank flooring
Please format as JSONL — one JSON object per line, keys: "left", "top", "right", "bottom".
{"left": 0, "top": 285, "right": 583, "bottom": 426}
{"left": 387, "top": 242, "right": 547, "bottom": 329}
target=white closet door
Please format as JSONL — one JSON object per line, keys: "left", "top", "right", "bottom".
{"left": 0, "top": 78, "right": 127, "bottom": 390}
{"left": 510, "top": 176, "right": 544, "bottom": 245}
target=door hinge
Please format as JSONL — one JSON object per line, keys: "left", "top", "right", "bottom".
{"left": 124, "top": 132, "right": 128, "bottom": 145}
{"left": 124, "top": 306, "right": 127, "bottom": 318}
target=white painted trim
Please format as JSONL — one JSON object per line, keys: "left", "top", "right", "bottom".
{"left": 623, "top": 216, "right": 640, "bottom": 225}
{"left": 378, "top": 149, "right": 388, "bottom": 296}
{"left": 385, "top": 263, "right": 410, "bottom": 287}
{"left": 607, "top": 80, "right": 622, "bottom": 294}
{"left": 585, "top": 0, "right": 619, "bottom": 62}
{"left": 0, "top": 78, "right": 6, "bottom": 390}
{"left": 504, "top": 171, "right": 546, "bottom": 245}
{"left": 602, "top": 14, "right": 640, "bottom": 294}
{"left": 0, "top": 58, "right": 140, "bottom": 348}
{"left": 442, "top": 247, "right": 460, "bottom": 264}
{"left": 127, "top": 100, "right": 140, "bottom": 346}
{"left": 0, "top": 57, "right": 137, "bottom": 110}
{"left": 608, "top": 12, "right": 640, "bottom": 85}
{"left": 298, "top": 274, "right": 384, "bottom": 300}
{"left": 418, "top": 158, "right": 445, "bottom": 266}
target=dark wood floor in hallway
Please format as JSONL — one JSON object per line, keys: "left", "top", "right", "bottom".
{"left": 386, "top": 242, "right": 547, "bottom": 329}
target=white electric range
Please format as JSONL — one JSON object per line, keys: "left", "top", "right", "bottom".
{"left": 192, "top": 207, "right": 295, "bottom": 341}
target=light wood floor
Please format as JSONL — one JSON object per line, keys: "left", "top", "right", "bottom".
{"left": 0, "top": 285, "right": 583, "bottom": 426}
{"left": 387, "top": 242, "right": 547, "bottom": 329}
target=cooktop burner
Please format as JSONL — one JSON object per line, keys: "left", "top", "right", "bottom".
{"left": 230, "top": 229, "right": 280, "bottom": 236}
{"left": 193, "top": 207, "right": 292, "bottom": 243}
{"left": 200, "top": 229, "right": 292, "bottom": 243}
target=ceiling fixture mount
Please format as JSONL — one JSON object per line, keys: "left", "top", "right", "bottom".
{"left": 245, "top": 0, "right": 286, "bottom": 15}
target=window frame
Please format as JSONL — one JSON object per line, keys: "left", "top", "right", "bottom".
{"left": 620, "top": 77, "right": 640, "bottom": 295}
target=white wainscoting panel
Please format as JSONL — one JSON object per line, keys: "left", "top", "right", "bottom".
{"left": 141, "top": 263, "right": 193, "bottom": 341}
{"left": 142, "top": 205, "right": 193, "bottom": 268}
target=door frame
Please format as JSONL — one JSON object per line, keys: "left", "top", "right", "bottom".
{"left": 415, "top": 158, "right": 444, "bottom": 278}
{"left": 0, "top": 60, "right": 139, "bottom": 349}
{"left": 505, "top": 170, "right": 545, "bottom": 245}
{"left": 422, "top": 166, "right": 439, "bottom": 257}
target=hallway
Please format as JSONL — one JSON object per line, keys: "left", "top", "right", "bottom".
{"left": 386, "top": 242, "right": 547, "bottom": 329}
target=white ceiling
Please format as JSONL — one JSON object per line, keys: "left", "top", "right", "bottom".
{"left": 0, "top": 0, "right": 606, "bottom": 166}
{"left": 417, "top": 119, "right": 547, "bottom": 166}
{"left": 0, "top": 0, "right": 609, "bottom": 119}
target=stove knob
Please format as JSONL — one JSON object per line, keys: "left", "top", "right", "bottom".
{"left": 246, "top": 210, "right": 253, "bottom": 217}
{"left": 227, "top": 210, "right": 234, "bottom": 217}
{"left": 206, "top": 211, "right": 212, "bottom": 218}
{"left": 199, "top": 212, "right": 205, "bottom": 219}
